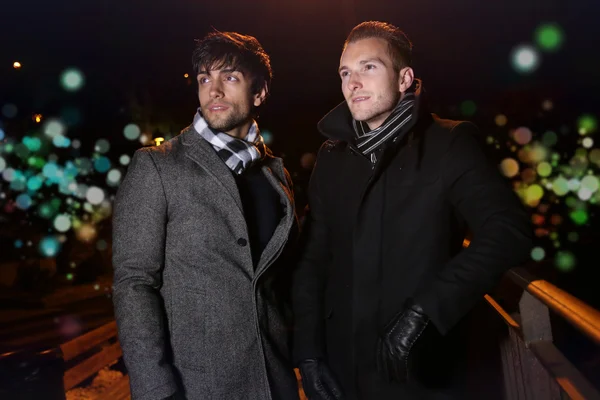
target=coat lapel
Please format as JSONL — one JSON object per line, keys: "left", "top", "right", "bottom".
{"left": 181, "top": 125, "right": 244, "bottom": 215}
{"left": 255, "top": 156, "right": 295, "bottom": 278}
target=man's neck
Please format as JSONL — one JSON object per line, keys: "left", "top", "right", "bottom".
{"left": 225, "top": 119, "right": 254, "bottom": 139}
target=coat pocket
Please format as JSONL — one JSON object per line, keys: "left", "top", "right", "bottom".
{"left": 171, "top": 287, "right": 207, "bottom": 372}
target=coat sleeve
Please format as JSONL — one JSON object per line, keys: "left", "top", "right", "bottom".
{"left": 414, "top": 123, "right": 533, "bottom": 335}
{"left": 292, "top": 146, "right": 332, "bottom": 364}
{"left": 112, "top": 148, "right": 177, "bottom": 400}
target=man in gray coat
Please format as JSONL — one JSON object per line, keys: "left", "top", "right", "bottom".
{"left": 112, "top": 31, "right": 300, "bottom": 400}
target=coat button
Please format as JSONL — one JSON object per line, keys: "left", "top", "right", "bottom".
{"left": 237, "top": 238, "right": 247, "bottom": 247}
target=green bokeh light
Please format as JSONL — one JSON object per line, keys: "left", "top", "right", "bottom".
{"left": 555, "top": 251, "right": 576, "bottom": 272}
{"left": 537, "top": 162, "right": 552, "bottom": 177}
{"left": 531, "top": 247, "right": 546, "bottom": 261}
{"left": 460, "top": 100, "right": 477, "bottom": 116}
{"left": 552, "top": 177, "right": 569, "bottom": 196}
{"left": 567, "top": 232, "right": 579, "bottom": 242}
{"left": 535, "top": 23, "right": 564, "bottom": 51}
{"left": 578, "top": 114, "right": 597, "bottom": 135}
{"left": 569, "top": 209, "right": 588, "bottom": 225}
{"left": 542, "top": 131, "right": 558, "bottom": 147}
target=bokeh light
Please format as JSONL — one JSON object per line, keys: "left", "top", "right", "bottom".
{"left": 39, "top": 236, "right": 61, "bottom": 257}
{"left": 2, "top": 104, "right": 18, "bottom": 118}
{"left": 535, "top": 23, "right": 564, "bottom": 51}
{"left": 552, "top": 177, "right": 569, "bottom": 196}
{"left": 570, "top": 209, "right": 588, "bottom": 225}
{"left": 44, "top": 119, "right": 66, "bottom": 138}
{"left": 106, "top": 169, "right": 122, "bottom": 186}
{"left": 500, "top": 158, "right": 520, "bottom": 178}
{"left": 123, "top": 124, "right": 141, "bottom": 140}
{"left": 15, "top": 193, "right": 33, "bottom": 210}
{"left": 13, "top": 61, "right": 22, "bottom": 69}
{"left": 542, "top": 131, "right": 558, "bottom": 147}
{"left": 511, "top": 45, "right": 540, "bottom": 73}
{"left": 555, "top": 251, "right": 576, "bottom": 272}
{"left": 86, "top": 186, "right": 105, "bottom": 205}
{"left": 513, "top": 127, "right": 533, "bottom": 145}
{"left": 460, "top": 101, "right": 477, "bottom": 116}
{"left": 119, "top": 154, "right": 131, "bottom": 166}
{"left": 531, "top": 247, "right": 545, "bottom": 261}
{"left": 525, "top": 184, "right": 544, "bottom": 206}
{"left": 60, "top": 68, "right": 85, "bottom": 92}
{"left": 581, "top": 175, "right": 599, "bottom": 193}
{"left": 578, "top": 115, "right": 597, "bottom": 135}
{"left": 495, "top": 114, "right": 507, "bottom": 127}
{"left": 75, "top": 223, "right": 97, "bottom": 243}
{"left": 537, "top": 162, "right": 552, "bottom": 177}
{"left": 93, "top": 156, "right": 111, "bottom": 173}
{"left": 53, "top": 214, "right": 72, "bottom": 232}
{"left": 262, "top": 130, "right": 273, "bottom": 145}
{"left": 95, "top": 139, "right": 110, "bottom": 153}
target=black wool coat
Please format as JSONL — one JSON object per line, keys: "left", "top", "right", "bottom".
{"left": 292, "top": 101, "right": 532, "bottom": 399}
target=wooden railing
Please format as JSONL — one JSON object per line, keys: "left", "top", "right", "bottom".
{"left": 60, "top": 321, "right": 130, "bottom": 399}
{"left": 485, "top": 268, "right": 600, "bottom": 399}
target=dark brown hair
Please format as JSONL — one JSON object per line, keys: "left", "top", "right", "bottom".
{"left": 344, "top": 21, "right": 413, "bottom": 73}
{"left": 192, "top": 31, "right": 273, "bottom": 98}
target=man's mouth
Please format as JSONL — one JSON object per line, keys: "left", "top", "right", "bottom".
{"left": 209, "top": 104, "right": 229, "bottom": 111}
{"left": 352, "top": 96, "right": 370, "bottom": 103}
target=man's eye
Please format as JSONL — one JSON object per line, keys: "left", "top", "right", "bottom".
{"left": 226, "top": 76, "right": 238, "bottom": 81}
{"left": 199, "top": 77, "right": 209, "bottom": 84}
{"left": 365, "top": 64, "right": 376, "bottom": 70}
{"left": 340, "top": 71, "right": 349, "bottom": 78}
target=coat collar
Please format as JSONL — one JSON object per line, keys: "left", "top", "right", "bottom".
{"left": 180, "top": 124, "right": 292, "bottom": 215}
{"left": 317, "top": 79, "right": 429, "bottom": 143}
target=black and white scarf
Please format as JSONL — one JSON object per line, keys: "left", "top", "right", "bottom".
{"left": 193, "top": 109, "right": 266, "bottom": 175}
{"left": 353, "top": 80, "right": 421, "bottom": 158}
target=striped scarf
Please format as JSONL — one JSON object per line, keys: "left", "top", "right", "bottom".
{"left": 353, "top": 80, "right": 420, "bottom": 159}
{"left": 193, "top": 109, "right": 266, "bottom": 175}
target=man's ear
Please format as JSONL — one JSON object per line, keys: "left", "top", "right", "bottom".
{"left": 398, "top": 67, "right": 414, "bottom": 93}
{"left": 253, "top": 84, "right": 268, "bottom": 107}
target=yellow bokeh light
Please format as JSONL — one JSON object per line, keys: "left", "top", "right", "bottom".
{"left": 500, "top": 158, "right": 520, "bottom": 178}
{"left": 154, "top": 137, "right": 165, "bottom": 146}
{"left": 13, "top": 61, "right": 22, "bottom": 69}
{"left": 495, "top": 114, "right": 507, "bottom": 126}
{"left": 33, "top": 114, "right": 43, "bottom": 123}
{"left": 525, "top": 184, "right": 544, "bottom": 207}
{"left": 184, "top": 73, "right": 189, "bottom": 78}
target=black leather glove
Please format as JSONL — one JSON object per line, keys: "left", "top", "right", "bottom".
{"left": 376, "top": 298, "right": 430, "bottom": 383}
{"left": 299, "top": 358, "right": 344, "bottom": 400}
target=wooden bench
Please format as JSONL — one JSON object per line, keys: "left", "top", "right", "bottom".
{"left": 60, "top": 321, "right": 130, "bottom": 400}
{"left": 61, "top": 321, "right": 307, "bottom": 399}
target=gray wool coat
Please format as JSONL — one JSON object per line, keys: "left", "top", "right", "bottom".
{"left": 112, "top": 125, "right": 300, "bottom": 400}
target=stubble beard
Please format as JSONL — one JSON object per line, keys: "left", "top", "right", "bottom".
{"left": 349, "top": 91, "right": 401, "bottom": 129}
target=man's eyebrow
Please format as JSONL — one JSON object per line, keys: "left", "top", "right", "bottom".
{"left": 360, "top": 57, "right": 386, "bottom": 65}
{"left": 338, "top": 57, "right": 387, "bottom": 74}
{"left": 197, "top": 68, "right": 243, "bottom": 76}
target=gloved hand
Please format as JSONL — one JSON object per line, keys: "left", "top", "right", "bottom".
{"left": 299, "top": 358, "right": 344, "bottom": 400}
{"left": 376, "top": 298, "right": 430, "bottom": 383}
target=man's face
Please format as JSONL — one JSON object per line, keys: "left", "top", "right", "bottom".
{"left": 197, "top": 65, "right": 264, "bottom": 136}
{"left": 339, "top": 38, "right": 403, "bottom": 130}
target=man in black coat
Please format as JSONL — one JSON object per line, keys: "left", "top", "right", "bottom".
{"left": 292, "top": 21, "right": 532, "bottom": 399}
